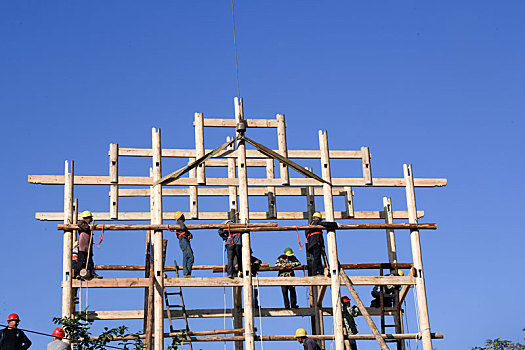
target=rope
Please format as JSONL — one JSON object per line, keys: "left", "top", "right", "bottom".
{"left": 295, "top": 226, "right": 306, "bottom": 248}
{"left": 412, "top": 285, "right": 420, "bottom": 349}
{"left": 231, "top": 0, "right": 241, "bottom": 98}
{"left": 94, "top": 224, "right": 105, "bottom": 246}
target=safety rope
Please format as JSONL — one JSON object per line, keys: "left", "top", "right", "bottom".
{"left": 94, "top": 224, "right": 105, "bottom": 246}
{"left": 295, "top": 226, "right": 305, "bottom": 248}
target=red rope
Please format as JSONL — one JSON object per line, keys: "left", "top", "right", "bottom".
{"left": 94, "top": 224, "right": 104, "bottom": 246}
{"left": 296, "top": 226, "right": 306, "bottom": 248}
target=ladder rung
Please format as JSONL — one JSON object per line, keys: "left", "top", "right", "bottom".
{"left": 166, "top": 292, "right": 182, "bottom": 295}
{"left": 168, "top": 304, "right": 183, "bottom": 308}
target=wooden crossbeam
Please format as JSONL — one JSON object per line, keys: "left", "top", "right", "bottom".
{"left": 178, "top": 333, "right": 444, "bottom": 342}
{"left": 68, "top": 276, "right": 416, "bottom": 288}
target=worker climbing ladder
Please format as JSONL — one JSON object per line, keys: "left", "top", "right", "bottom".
{"left": 30, "top": 97, "right": 447, "bottom": 350}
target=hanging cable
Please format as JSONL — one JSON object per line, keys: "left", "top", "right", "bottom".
{"left": 231, "top": 0, "right": 241, "bottom": 98}
{"left": 255, "top": 275, "right": 264, "bottom": 350}
{"left": 222, "top": 239, "right": 227, "bottom": 350}
{"left": 412, "top": 285, "right": 420, "bottom": 350}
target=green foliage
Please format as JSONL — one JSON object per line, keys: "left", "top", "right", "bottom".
{"left": 472, "top": 329, "right": 525, "bottom": 350}
{"left": 53, "top": 308, "right": 146, "bottom": 350}
{"left": 167, "top": 330, "right": 187, "bottom": 350}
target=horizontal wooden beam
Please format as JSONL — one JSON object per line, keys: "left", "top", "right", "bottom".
{"left": 117, "top": 148, "right": 362, "bottom": 159}
{"left": 68, "top": 276, "right": 415, "bottom": 288}
{"left": 85, "top": 307, "right": 400, "bottom": 320}
{"left": 58, "top": 222, "right": 277, "bottom": 231}
{"left": 196, "top": 118, "right": 279, "bottom": 128}
{"left": 36, "top": 210, "right": 425, "bottom": 221}
{"left": 167, "top": 334, "right": 444, "bottom": 342}
{"left": 95, "top": 263, "right": 270, "bottom": 271}
{"left": 28, "top": 175, "right": 447, "bottom": 187}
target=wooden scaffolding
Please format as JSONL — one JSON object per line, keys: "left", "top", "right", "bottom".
{"left": 29, "top": 98, "right": 446, "bottom": 350}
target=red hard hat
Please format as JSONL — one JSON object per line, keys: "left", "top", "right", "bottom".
{"left": 7, "top": 314, "right": 20, "bottom": 322}
{"left": 52, "top": 327, "right": 65, "bottom": 338}
{"left": 341, "top": 296, "right": 351, "bottom": 304}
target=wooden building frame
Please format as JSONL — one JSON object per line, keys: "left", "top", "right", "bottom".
{"left": 29, "top": 98, "right": 446, "bottom": 350}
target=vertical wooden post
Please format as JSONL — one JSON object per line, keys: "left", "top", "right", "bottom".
{"left": 62, "top": 160, "right": 74, "bottom": 320}
{"left": 233, "top": 287, "right": 243, "bottom": 350}
{"left": 194, "top": 112, "right": 206, "bottom": 185}
{"left": 266, "top": 159, "right": 276, "bottom": 219}
{"left": 144, "top": 230, "right": 154, "bottom": 350}
{"left": 151, "top": 128, "right": 164, "bottom": 350}
{"left": 71, "top": 197, "right": 79, "bottom": 317}
{"left": 344, "top": 187, "right": 354, "bottom": 219}
{"left": 276, "top": 114, "right": 289, "bottom": 185}
{"left": 188, "top": 157, "right": 198, "bottom": 219}
{"left": 318, "top": 131, "right": 344, "bottom": 350}
{"left": 361, "top": 146, "right": 372, "bottom": 185}
{"left": 404, "top": 164, "right": 432, "bottom": 350}
{"left": 109, "top": 143, "right": 119, "bottom": 219}
{"left": 235, "top": 97, "right": 254, "bottom": 350}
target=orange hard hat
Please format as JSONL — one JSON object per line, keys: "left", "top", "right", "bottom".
{"left": 52, "top": 327, "right": 65, "bottom": 338}
{"left": 7, "top": 313, "right": 20, "bottom": 322}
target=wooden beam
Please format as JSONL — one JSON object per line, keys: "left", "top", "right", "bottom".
{"left": 266, "top": 158, "right": 276, "bottom": 218}
{"left": 194, "top": 113, "right": 206, "bottom": 185}
{"left": 109, "top": 143, "right": 118, "bottom": 220}
{"left": 276, "top": 114, "right": 289, "bottom": 185}
{"left": 361, "top": 146, "right": 373, "bottom": 185}
{"left": 188, "top": 158, "right": 198, "bottom": 219}
{"left": 58, "top": 223, "right": 278, "bottom": 231}
{"left": 28, "top": 175, "right": 448, "bottom": 187}
{"left": 85, "top": 307, "right": 402, "bottom": 320}
{"left": 62, "top": 161, "right": 74, "bottom": 320}
{"left": 196, "top": 118, "right": 279, "bottom": 128}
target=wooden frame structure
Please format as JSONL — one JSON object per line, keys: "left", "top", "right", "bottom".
{"left": 29, "top": 98, "right": 446, "bottom": 350}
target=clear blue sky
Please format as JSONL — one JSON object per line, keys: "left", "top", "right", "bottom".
{"left": 1, "top": 1, "right": 523, "bottom": 349}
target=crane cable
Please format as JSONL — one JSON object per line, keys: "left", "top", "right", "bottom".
{"left": 231, "top": 0, "right": 241, "bottom": 98}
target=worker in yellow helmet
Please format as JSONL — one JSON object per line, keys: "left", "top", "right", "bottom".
{"left": 295, "top": 328, "right": 320, "bottom": 349}
{"left": 173, "top": 211, "right": 194, "bottom": 277}
{"left": 305, "top": 212, "right": 340, "bottom": 276}
{"left": 75, "top": 211, "right": 102, "bottom": 279}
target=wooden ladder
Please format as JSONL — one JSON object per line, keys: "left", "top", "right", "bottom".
{"left": 379, "top": 269, "right": 405, "bottom": 350}
{"left": 163, "top": 259, "right": 192, "bottom": 350}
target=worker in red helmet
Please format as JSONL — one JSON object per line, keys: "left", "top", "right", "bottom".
{"left": 0, "top": 313, "right": 32, "bottom": 350}
{"left": 341, "top": 296, "right": 360, "bottom": 350}
{"left": 47, "top": 328, "right": 70, "bottom": 350}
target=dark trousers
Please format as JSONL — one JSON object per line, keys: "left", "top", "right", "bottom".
{"left": 226, "top": 244, "right": 242, "bottom": 277}
{"left": 281, "top": 285, "right": 298, "bottom": 308}
{"left": 308, "top": 244, "right": 324, "bottom": 276}
{"left": 75, "top": 250, "right": 94, "bottom": 276}
{"left": 179, "top": 237, "right": 194, "bottom": 276}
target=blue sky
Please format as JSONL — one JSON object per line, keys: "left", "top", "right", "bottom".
{"left": 0, "top": 1, "right": 524, "bottom": 349}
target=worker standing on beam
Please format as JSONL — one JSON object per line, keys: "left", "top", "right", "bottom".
{"left": 305, "top": 212, "right": 340, "bottom": 276}
{"left": 275, "top": 248, "right": 301, "bottom": 309}
{"left": 295, "top": 328, "right": 320, "bottom": 350}
{"left": 0, "top": 314, "right": 31, "bottom": 350}
{"left": 218, "top": 220, "right": 242, "bottom": 279}
{"left": 341, "top": 296, "right": 360, "bottom": 350}
{"left": 47, "top": 328, "right": 70, "bottom": 350}
{"left": 75, "top": 211, "right": 102, "bottom": 279}
{"left": 174, "top": 211, "right": 195, "bottom": 278}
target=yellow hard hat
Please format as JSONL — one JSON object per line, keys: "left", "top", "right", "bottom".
{"left": 397, "top": 270, "right": 404, "bottom": 276}
{"left": 295, "top": 328, "right": 307, "bottom": 338}
{"left": 174, "top": 211, "right": 184, "bottom": 220}
{"left": 312, "top": 212, "right": 322, "bottom": 219}
{"left": 81, "top": 211, "right": 93, "bottom": 218}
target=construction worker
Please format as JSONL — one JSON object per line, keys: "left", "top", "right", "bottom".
{"left": 370, "top": 270, "right": 403, "bottom": 308}
{"left": 275, "top": 248, "right": 301, "bottom": 309}
{"left": 75, "top": 211, "right": 102, "bottom": 279}
{"left": 341, "top": 296, "right": 360, "bottom": 350}
{"left": 251, "top": 250, "right": 262, "bottom": 308}
{"left": 305, "top": 212, "right": 340, "bottom": 276}
{"left": 47, "top": 328, "right": 70, "bottom": 350}
{"left": 295, "top": 328, "right": 320, "bottom": 350}
{"left": 0, "top": 314, "right": 31, "bottom": 350}
{"left": 218, "top": 221, "right": 242, "bottom": 279}
{"left": 71, "top": 242, "right": 79, "bottom": 278}
{"left": 174, "top": 211, "right": 194, "bottom": 277}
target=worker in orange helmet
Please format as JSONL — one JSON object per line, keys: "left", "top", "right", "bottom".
{"left": 47, "top": 328, "right": 70, "bottom": 350}
{"left": 0, "top": 313, "right": 32, "bottom": 350}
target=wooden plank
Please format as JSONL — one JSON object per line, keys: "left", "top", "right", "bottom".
{"left": 361, "top": 146, "right": 373, "bottom": 185}
{"left": 194, "top": 113, "right": 206, "bottom": 184}
{"left": 266, "top": 159, "right": 276, "bottom": 218}
{"left": 85, "top": 307, "right": 400, "bottom": 320}
{"left": 276, "top": 114, "right": 289, "bottom": 185}
{"left": 109, "top": 143, "right": 119, "bottom": 220}
{"left": 195, "top": 118, "right": 279, "bottom": 128}
{"left": 62, "top": 161, "right": 74, "bottom": 321}
{"left": 319, "top": 130, "right": 345, "bottom": 350}
{"left": 174, "top": 333, "right": 444, "bottom": 342}
{"left": 68, "top": 276, "right": 416, "bottom": 288}
{"left": 59, "top": 223, "right": 280, "bottom": 231}
{"left": 404, "top": 164, "right": 433, "bottom": 349}
{"left": 188, "top": 158, "right": 198, "bottom": 219}
{"left": 38, "top": 210, "right": 425, "bottom": 221}
{"left": 28, "top": 175, "right": 448, "bottom": 187}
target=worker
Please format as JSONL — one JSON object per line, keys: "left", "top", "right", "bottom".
{"left": 0, "top": 314, "right": 31, "bottom": 350}
{"left": 295, "top": 328, "right": 320, "bottom": 350}
{"left": 71, "top": 242, "right": 79, "bottom": 278}
{"left": 370, "top": 270, "right": 403, "bottom": 308}
{"left": 218, "top": 221, "right": 242, "bottom": 279}
{"left": 75, "top": 211, "right": 102, "bottom": 279}
{"left": 275, "top": 248, "right": 301, "bottom": 309}
{"left": 341, "top": 296, "right": 360, "bottom": 350}
{"left": 305, "top": 212, "right": 340, "bottom": 276}
{"left": 47, "top": 328, "right": 70, "bottom": 350}
{"left": 251, "top": 250, "right": 262, "bottom": 308}
{"left": 174, "top": 211, "right": 194, "bottom": 278}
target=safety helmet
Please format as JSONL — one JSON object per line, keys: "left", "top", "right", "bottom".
{"left": 52, "top": 327, "right": 65, "bottom": 338}
{"left": 398, "top": 270, "right": 404, "bottom": 276}
{"left": 81, "top": 211, "right": 93, "bottom": 218}
{"left": 174, "top": 211, "right": 184, "bottom": 220}
{"left": 295, "top": 328, "right": 307, "bottom": 338}
{"left": 7, "top": 314, "right": 20, "bottom": 322}
{"left": 341, "top": 296, "right": 351, "bottom": 304}
{"left": 284, "top": 248, "right": 294, "bottom": 256}
{"left": 312, "top": 212, "right": 322, "bottom": 219}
